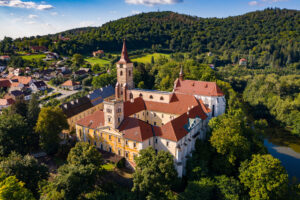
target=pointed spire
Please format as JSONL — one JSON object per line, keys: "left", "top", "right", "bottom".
{"left": 117, "top": 39, "right": 131, "bottom": 64}
{"left": 179, "top": 65, "right": 184, "bottom": 81}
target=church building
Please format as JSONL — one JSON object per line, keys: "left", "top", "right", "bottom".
{"left": 76, "top": 40, "right": 226, "bottom": 177}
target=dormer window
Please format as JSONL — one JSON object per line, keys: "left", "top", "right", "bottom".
{"left": 150, "top": 95, "right": 153, "bottom": 99}
{"left": 139, "top": 93, "right": 143, "bottom": 97}
{"left": 160, "top": 96, "right": 164, "bottom": 100}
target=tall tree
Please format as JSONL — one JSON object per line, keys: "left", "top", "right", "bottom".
{"left": 35, "top": 107, "right": 69, "bottom": 154}
{"left": 239, "top": 154, "right": 289, "bottom": 200}
{"left": 0, "top": 113, "right": 31, "bottom": 156}
{"left": 0, "top": 152, "right": 48, "bottom": 197}
{"left": 67, "top": 142, "right": 103, "bottom": 167}
{"left": 27, "top": 94, "right": 40, "bottom": 128}
{"left": 132, "top": 147, "right": 178, "bottom": 200}
{"left": 0, "top": 170, "right": 35, "bottom": 200}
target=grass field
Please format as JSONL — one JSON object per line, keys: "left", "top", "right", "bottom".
{"left": 22, "top": 54, "right": 46, "bottom": 60}
{"left": 131, "top": 53, "right": 170, "bottom": 63}
{"left": 102, "top": 162, "right": 115, "bottom": 171}
{"left": 85, "top": 57, "right": 111, "bottom": 66}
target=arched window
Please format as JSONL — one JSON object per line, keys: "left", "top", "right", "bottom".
{"left": 139, "top": 93, "right": 143, "bottom": 97}
{"left": 130, "top": 93, "right": 133, "bottom": 99}
{"left": 150, "top": 95, "right": 153, "bottom": 99}
{"left": 120, "top": 71, "right": 123, "bottom": 76}
{"left": 160, "top": 96, "right": 164, "bottom": 100}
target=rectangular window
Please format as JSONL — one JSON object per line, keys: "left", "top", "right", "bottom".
{"left": 125, "top": 151, "right": 129, "bottom": 158}
{"left": 149, "top": 140, "right": 151, "bottom": 145}
{"left": 126, "top": 140, "right": 128, "bottom": 146}
{"left": 166, "top": 141, "right": 169, "bottom": 147}
{"left": 134, "top": 142, "right": 136, "bottom": 148}
{"left": 155, "top": 138, "right": 158, "bottom": 143}
{"left": 109, "top": 135, "right": 112, "bottom": 140}
{"left": 106, "top": 108, "right": 112, "bottom": 113}
{"left": 118, "top": 138, "right": 121, "bottom": 143}
{"left": 162, "top": 114, "right": 164, "bottom": 118}
{"left": 154, "top": 113, "right": 156, "bottom": 117}
{"left": 154, "top": 122, "right": 156, "bottom": 126}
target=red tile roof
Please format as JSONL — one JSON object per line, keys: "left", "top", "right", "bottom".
{"left": 11, "top": 76, "right": 32, "bottom": 85}
{"left": 155, "top": 105, "right": 208, "bottom": 141}
{"left": 0, "top": 98, "right": 15, "bottom": 106}
{"left": 174, "top": 79, "right": 224, "bottom": 97}
{"left": 62, "top": 80, "right": 80, "bottom": 86}
{"left": 0, "top": 79, "right": 11, "bottom": 88}
{"left": 144, "top": 93, "right": 200, "bottom": 115}
{"left": 124, "top": 97, "right": 145, "bottom": 117}
{"left": 119, "top": 117, "right": 153, "bottom": 142}
{"left": 76, "top": 110, "right": 105, "bottom": 129}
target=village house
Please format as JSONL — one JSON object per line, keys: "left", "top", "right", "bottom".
{"left": 61, "top": 80, "right": 81, "bottom": 90}
{"left": 4, "top": 90, "right": 31, "bottom": 101}
{"left": 93, "top": 50, "right": 105, "bottom": 57}
{"left": 0, "top": 55, "right": 10, "bottom": 62}
{"left": 75, "top": 41, "right": 226, "bottom": 177}
{"left": 13, "top": 68, "right": 24, "bottom": 76}
{"left": 0, "top": 66, "right": 6, "bottom": 72}
{"left": 239, "top": 58, "right": 247, "bottom": 66}
{"left": 0, "top": 98, "right": 15, "bottom": 112}
{"left": 44, "top": 52, "right": 59, "bottom": 61}
{"left": 30, "top": 81, "right": 47, "bottom": 91}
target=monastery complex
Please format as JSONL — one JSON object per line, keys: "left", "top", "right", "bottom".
{"left": 76, "top": 40, "right": 226, "bottom": 177}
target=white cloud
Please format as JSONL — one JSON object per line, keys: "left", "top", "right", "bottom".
{"left": 248, "top": 1, "right": 259, "bottom": 6}
{"left": 79, "top": 21, "right": 95, "bottom": 27}
{"left": 125, "top": 0, "right": 183, "bottom": 6}
{"left": 25, "top": 20, "right": 36, "bottom": 24}
{"left": 249, "top": 0, "right": 288, "bottom": 6}
{"left": 132, "top": 10, "right": 141, "bottom": 15}
{"left": 28, "top": 14, "right": 38, "bottom": 19}
{"left": 0, "top": 0, "right": 53, "bottom": 10}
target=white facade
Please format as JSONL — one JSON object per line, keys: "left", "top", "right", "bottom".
{"left": 194, "top": 95, "right": 226, "bottom": 117}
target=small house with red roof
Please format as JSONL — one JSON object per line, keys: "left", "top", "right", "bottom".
{"left": 239, "top": 58, "right": 247, "bottom": 66}
{"left": 93, "top": 50, "right": 105, "bottom": 57}
{"left": 61, "top": 80, "right": 81, "bottom": 90}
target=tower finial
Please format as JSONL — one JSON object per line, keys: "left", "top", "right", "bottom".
{"left": 179, "top": 65, "right": 184, "bottom": 81}
{"left": 117, "top": 39, "right": 131, "bottom": 64}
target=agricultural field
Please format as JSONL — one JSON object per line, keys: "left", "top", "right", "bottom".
{"left": 85, "top": 57, "right": 111, "bottom": 66}
{"left": 131, "top": 53, "right": 170, "bottom": 63}
{"left": 22, "top": 54, "right": 46, "bottom": 60}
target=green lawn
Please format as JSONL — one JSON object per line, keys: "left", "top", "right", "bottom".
{"left": 131, "top": 53, "right": 170, "bottom": 63}
{"left": 22, "top": 54, "right": 46, "bottom": 60}
{"left": 102, "top": 162, "right": 115, "bottom": 171}
{"left": 85, "top": 57, "right": 111, "bottom": 66}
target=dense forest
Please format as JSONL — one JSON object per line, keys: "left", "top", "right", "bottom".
{"left": 0, "top": 8, "right": 299, "bottom": 68}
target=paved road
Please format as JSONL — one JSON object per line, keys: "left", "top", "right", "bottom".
{"left": 45, "top": 82, "right": 81, "bottom": 100}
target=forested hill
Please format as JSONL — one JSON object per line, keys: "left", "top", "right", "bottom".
{"left": 1, "top": 8, "right": 299, "bottom": 67}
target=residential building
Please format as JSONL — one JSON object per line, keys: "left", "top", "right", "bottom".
{"left": 93, "top": 50, "right": 105, "bottom": 57}
{"left": 239, "top": 58, "right": 247, "bottom": 66}
{"left": 75, "top": 40, "right": 226, "bottom": 177}
{"left": 30, "top": 81, "right": 47, "bottom": 91}
{"left": 0, "top": 56, "right": 10, "bottom": 62}
{"left": 0, "top": 66, "right": 6, "bottom": 72}
{"left": 0, "top": 98, "right": 14, "bottom": 111}
{"left": 61, "top": 80, "right": 81, "bottom": 90}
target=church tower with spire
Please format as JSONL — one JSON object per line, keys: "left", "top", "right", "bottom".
{"left": 115, "top": 39, "right": 134, "bottom": 101}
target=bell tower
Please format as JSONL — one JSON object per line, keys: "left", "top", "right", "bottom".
{"left": 115, "top": 39, "right": 134, "bottom": 100}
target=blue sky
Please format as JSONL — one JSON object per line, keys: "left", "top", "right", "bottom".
{"left": 0, "top": 0, "right": 299, "bottom": 39}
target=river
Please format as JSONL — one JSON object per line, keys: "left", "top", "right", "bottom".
{"left": 264, "top": 130, "right": 300, "bottom": 181}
